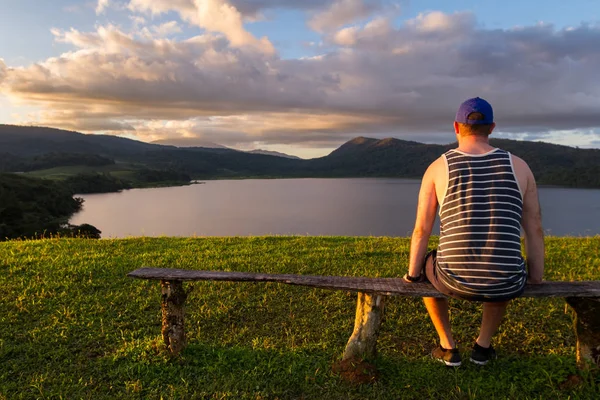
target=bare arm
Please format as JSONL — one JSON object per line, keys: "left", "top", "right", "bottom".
{"left": 405, "top": 162, "right": 439, "bottom": 280}
{"left": 519, "top": 161, "right": 544, "bottom": 283}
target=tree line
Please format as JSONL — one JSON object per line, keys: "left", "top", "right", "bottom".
{"left": 0, "top": 173, "right": 101, "bottom": 241}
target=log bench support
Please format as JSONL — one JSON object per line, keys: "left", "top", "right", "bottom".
{"left": 343, "top": 293, "right": 385, "bottom": 361}
{"left": 161, "top": 280, "right": 187, "bottom": 354}
{"left": 566, "top": 297, "right": 600, "bottom": 368}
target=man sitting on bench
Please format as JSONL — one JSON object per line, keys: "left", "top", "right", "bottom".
{"left": 403, "top": 97, "right": 545, "bottom": 367}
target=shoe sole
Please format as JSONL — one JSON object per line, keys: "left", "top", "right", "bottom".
{"left": 434, "top": 357, "right": 461, "bottom": 367}
{"left": 469, "top": 357, "right": 489, "bottom": 366}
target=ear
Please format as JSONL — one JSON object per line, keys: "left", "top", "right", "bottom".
{"left": 490, "top": 122, "right": 496, "bottom": 134}
{"left": 453, "top": 121, "right": 460, "bottom": 135}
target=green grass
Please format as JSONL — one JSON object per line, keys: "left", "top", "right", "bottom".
{"left": 1, "top": 236, "right": 599, "bottom": 399}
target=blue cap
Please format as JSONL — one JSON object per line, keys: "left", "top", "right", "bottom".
{"left": 455, "top": 97, "right": 494, "bottom": 125}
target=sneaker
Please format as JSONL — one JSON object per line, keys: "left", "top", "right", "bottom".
{"left": 470, "top": 343, "right": 497, "bottom": 365}
{"left": 431, "top": 345, "right": 462, "bottom": 367}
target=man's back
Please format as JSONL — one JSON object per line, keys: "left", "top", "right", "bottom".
{"left": 435, "top": 147, "right": 526, "bottom": 301}
{"left": 429, "top": 148, "right": 530, "bottom": 205}
{"left": 427, "top": 146, "right": 544, "bottom": 285}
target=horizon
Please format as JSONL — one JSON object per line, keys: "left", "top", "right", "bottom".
{"left": 4, "top": 122, "right": 596, "bottom": 161}
{"left": 1, "top": 1, "right": 600, "bottom": 158}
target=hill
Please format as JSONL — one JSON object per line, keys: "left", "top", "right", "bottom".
{"left": 303, "top": 137, "right": 448, "bottom": 178}
{"left": 306, "top": 136, "right": 600, "bottom": 188}
{"left": 247, "top": 149, "right": 302, "bottom": 159}
{"left": 2, "top": 124, "right": 600, "bottom": 188}
{"left": 151, "top": 137, "right": 227, "bottom": 149}
{"left": 0, "top": 124, "right": 162, "bottom": 157}
{"left": 0, "top": 125, "right": 302, "bottom": 180}
{"left": 489, "top": 139, "right": 600, "bottom": 188}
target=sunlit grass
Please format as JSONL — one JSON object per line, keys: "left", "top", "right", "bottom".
{"left": 1, "top": 236, "right": 599, "bottom": 399}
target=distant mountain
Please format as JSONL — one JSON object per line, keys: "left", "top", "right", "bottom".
{"left": 303, "top": 136, "right": 447, "bottom": 178}
{"left": 151, "top": 138, "right": 227, "bottom": 149}
{"left": 0, "top": 124, "right": 163, "bottom": 157}
{"left": 0, "top": 124, "right": 301, "bottom": 180}
{"left": 149, "top": 138, "right": 301, "bottom": 159}
{"left": 307, "top": 136, "right": 600, "bottom": 188}
{"left": 2, "top": 124, "right": 600, "bottom": 188}
{"left": 247, "top": 149, "right": 302, "bottom": 159}
{"left": 328, "top": 136, "right": 380, "bottom": 154}
{"left": 489, "top": 138, "right": 600, "bottom": 188}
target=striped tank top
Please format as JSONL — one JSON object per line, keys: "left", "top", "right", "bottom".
{"left": 437, "top": 148, "right": 527, "bottom": 301}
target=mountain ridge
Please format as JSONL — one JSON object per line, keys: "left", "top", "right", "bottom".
{"left": 2, "top": 124, "right": 600, "bottom": 188}
{"left": 247, "top": 149, "right": 302, "bottom": 159}
{"left": 0, "top": 124, "right": 166, "bottom": 157}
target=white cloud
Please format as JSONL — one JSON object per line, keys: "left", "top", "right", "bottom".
{"left": 129, "top": 15, "right": 146, "bottom": 28}
{"left": 191, "top": 0, "right": 274, "bottom": 53}
{"left": 332, "top": 17, "right": 391, "bottom": 46}
{"left": 128, "top": 0, "right": 274, "bottom": 53}
{"left": 309, "top": 0, "right": 380, "bottom": 33}
{"left": 127, "top": 0, "right": 195, "bottom": 17}
{"left": 151, "top": 21, "right": 182, "bottom": 37}
{"left": 96, "top": 0, "right": 110, "bottom": 15}
{"left": 408, "top": 11, "right": 474, "bottom": 33}
{"left": 127, "top": 0, "right": 341, "bottom": 19}
{"left": 0, "top": 59, "right": 7, "bottom": 82}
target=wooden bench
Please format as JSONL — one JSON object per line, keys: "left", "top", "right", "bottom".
{"left": 128, "top": 267, "right": 600, "bottom": 368}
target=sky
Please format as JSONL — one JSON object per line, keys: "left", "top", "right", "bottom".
{"left": 1, "top": 1, "right": 600, "bottom": 158}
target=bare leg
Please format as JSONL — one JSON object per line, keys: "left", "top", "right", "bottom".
{"left": 424, "top": 297, "right": 456, "bottom": 349}
{"left": 476, "top": 301, "right": 510, "bottom": 348}
{"left": 422, "top": 255, "right": 456, "bottom": 349}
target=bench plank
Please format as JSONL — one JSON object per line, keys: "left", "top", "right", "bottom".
{"left": 128, "top": 267, "right": 600, "bottom": 298}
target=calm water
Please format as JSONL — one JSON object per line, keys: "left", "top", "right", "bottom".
{"left": 69, "top": 178, "right": 600, "bottom": 237}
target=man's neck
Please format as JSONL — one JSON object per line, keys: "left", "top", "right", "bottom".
{"left": 456, "top": 136, "right": 494, "bottom": 154}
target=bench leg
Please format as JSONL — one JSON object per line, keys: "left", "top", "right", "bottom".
{"left": 161, "top": 280, "right": 187, "bottom": 355}
{"left": 565, "top": 297, "right": 600, "bottom": 368}
{"left": 342, "top": 292, "right": 385, "bottom": 361}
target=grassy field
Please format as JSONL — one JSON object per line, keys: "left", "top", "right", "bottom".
{"left": 1, "top": 236, "right": 599, "bottom": 399}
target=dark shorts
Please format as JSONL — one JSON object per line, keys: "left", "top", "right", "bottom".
{"left": 423, "top": 250, "right": 520, "bottom": 302}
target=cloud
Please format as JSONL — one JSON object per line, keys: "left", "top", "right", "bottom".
{"left": 3, "top": 11, "right": 600, "bottom": 151}
{"left": 0, "top": 59, "right": 7, "bottom": 83}
{"left": 192, "top": 0, "right": 274, "bottom": 52}
{"left": 407, "top": 11, "right": 474, "bottom": 33}
{"left": 309, "top": 0, "right": 381, "bottom": 33}
{"left": 129, "top": 114, "right": 371, "bottom": 150}
{"left": 127, "top": 0, "right": 195, "bottom": 16}
{"left": 128, "top": 0, "right": 274, "bottom": 53}
{"left": 127, "top": 0, "right": 339, "bottom": 19}
{"left": 150, "top": 21, "right": 182, "bottom": 37}
{"left": 229, "top": 0, "right": 327, "bottom": 16}
{"left": 332, "top": 17, "right": 391, "bottom": 46}
{"left": 96, "top": 0, "right": 110, "bottom": 15}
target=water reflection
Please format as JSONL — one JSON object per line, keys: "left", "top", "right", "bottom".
{"left": 69, "top": 178, "right": 600, "bottom": 238}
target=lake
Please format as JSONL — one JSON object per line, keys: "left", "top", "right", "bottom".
{"left": 69, "top": 178, "right": 600, "bottom": 237}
